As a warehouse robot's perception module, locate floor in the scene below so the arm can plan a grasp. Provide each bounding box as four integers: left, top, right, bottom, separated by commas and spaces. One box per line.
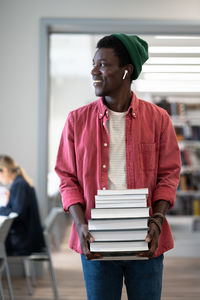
2, 218, 200, 300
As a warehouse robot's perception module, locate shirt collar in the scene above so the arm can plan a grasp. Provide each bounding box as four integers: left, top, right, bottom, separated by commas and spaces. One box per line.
97, 98, 109, 119
97, 92, 139, 119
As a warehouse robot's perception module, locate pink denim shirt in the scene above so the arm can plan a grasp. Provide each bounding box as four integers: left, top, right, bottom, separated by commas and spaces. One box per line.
55, 92, 181, 257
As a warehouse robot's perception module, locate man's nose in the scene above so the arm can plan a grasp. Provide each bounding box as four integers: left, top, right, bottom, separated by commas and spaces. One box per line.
91, 65, 100, 76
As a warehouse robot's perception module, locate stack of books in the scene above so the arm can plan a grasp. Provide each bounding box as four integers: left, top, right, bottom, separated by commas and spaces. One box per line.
88, 188, 149, 260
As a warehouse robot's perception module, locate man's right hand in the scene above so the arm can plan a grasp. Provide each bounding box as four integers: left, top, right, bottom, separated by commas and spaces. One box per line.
77, 223, 102, 260
69, 204, 102, 260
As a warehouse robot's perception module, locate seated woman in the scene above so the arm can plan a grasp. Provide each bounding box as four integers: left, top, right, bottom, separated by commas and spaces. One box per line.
0, 155, 45, 255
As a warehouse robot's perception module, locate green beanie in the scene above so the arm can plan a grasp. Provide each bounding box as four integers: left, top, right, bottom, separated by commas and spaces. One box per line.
112, 33, 149, 80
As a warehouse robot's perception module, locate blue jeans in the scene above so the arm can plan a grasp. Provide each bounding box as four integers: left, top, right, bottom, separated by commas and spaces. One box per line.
81, 254, 164, 300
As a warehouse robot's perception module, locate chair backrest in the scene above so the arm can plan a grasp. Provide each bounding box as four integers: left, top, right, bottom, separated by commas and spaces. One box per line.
43, 207, 63, 235
0, 217, 16, 244
42, 208, 63, 253
0, 216, 16, 257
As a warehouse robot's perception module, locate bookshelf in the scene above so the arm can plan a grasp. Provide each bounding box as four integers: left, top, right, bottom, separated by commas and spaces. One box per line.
133, 34, 200, 254
155, 98, 200, 225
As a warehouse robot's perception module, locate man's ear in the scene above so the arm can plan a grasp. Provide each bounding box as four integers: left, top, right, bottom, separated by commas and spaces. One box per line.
127, 64, 134, 78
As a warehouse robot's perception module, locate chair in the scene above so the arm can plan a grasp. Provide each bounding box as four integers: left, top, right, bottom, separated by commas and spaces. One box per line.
0, 258, 5, 299
0, 215, 17, 300
24, 207, 64, 300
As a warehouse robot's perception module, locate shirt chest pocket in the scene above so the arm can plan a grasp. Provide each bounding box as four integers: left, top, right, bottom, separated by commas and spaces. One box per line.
139, 143, 156, 171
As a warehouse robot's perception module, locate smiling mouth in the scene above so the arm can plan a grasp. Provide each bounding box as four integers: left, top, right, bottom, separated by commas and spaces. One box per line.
93, 80, 103, 86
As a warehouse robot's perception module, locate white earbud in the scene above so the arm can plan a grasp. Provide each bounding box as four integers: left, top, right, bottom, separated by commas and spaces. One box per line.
122, 70, 128, 80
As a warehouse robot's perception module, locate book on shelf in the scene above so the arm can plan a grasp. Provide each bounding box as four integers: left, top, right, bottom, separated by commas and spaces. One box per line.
193, 199, 200, 216
181, 197, 193, 215
91, 207, 149, 219
179, 173, 199, 191
179, 175, 187, 190
174, 194, 200, 216
89, 240, 148, 253
97, 188, 148, 196
175, 126, 184, 141
191, 126, 200, 141
89, 229, 148, 242
155, 99, 186, 117
180, 146, 200, 168
88, 218, 148, 231
189, 149, 200, 166
174, 124, 200, 142
155, 99, 172, 115
181, 149, 192, 166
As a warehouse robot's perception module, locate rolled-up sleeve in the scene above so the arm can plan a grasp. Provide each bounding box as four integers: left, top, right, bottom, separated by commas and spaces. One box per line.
152, 111, 181, 207
55, 112, 85, 211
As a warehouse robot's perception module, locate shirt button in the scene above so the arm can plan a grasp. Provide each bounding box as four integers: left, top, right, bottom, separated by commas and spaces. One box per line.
99, 113, 103, 117
104, 143, 107, 147
103, 187, 106, 190
103, 164, 106, 169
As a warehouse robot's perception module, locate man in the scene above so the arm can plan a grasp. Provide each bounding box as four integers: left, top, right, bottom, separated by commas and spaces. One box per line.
55, 34, 181, 300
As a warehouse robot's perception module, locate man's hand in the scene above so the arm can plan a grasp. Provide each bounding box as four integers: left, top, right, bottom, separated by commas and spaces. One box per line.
77, 223, 103, 260
69, 204, 102, 260
137, 200, 169, 258
137, 222, 160, 258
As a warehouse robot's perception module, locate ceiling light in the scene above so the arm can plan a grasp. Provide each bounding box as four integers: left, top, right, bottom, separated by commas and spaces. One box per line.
142, 65, 200, 72
147, 57, 200, 64
143, 73, 200, 80
149, 47, 200, 53
155, 36, 200, 40
136, 80, 200, 92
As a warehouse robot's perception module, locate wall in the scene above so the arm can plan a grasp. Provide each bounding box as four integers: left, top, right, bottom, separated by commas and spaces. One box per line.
0, 0, 200, 215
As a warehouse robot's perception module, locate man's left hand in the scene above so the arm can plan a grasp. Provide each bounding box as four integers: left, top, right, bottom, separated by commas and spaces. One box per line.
137, 222, 160, 258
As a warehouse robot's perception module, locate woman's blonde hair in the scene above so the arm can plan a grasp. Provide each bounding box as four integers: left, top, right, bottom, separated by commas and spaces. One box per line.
0, 155, 33, 186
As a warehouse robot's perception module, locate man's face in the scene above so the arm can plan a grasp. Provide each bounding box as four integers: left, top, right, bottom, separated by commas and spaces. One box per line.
91, 48, 124, 97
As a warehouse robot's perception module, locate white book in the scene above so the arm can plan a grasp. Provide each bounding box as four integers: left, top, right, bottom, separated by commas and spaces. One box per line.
92, 256, 149, 261
89, 229, 148, 241
91, 207, 149, 219
95, 201, 147, 208
95, 194, 147, 201
97, 188, 148, 196
90, 240, 148, 252
95, 199, 146, 204
88, 218, 148, 231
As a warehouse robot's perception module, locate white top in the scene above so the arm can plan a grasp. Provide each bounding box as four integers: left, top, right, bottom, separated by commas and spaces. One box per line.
107, 109, 127, 190
0, 186, 8, 207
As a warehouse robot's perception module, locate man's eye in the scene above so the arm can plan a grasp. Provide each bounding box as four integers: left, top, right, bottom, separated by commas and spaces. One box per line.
92, 62, 106, 68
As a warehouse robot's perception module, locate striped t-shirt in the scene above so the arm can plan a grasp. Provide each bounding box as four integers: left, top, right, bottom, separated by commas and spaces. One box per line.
107, 109, 127, 190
